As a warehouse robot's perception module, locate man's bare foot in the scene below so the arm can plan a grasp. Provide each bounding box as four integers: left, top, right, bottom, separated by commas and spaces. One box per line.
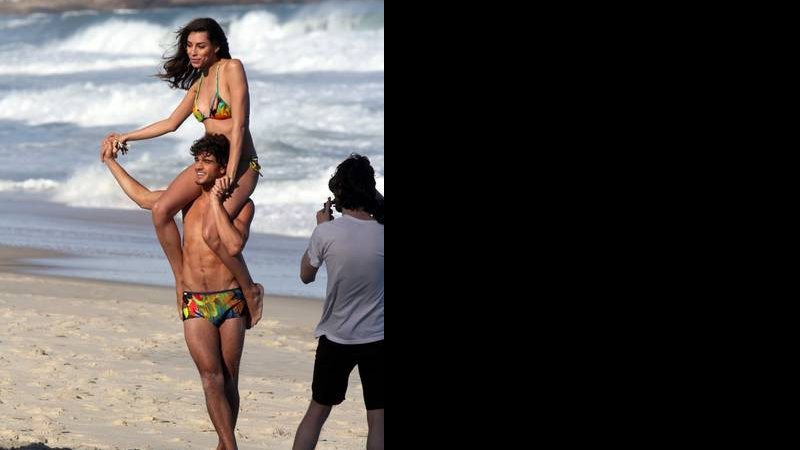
246, 283, 264, 329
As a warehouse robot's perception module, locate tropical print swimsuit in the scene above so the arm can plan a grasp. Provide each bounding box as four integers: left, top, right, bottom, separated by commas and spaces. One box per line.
182, 288, 247, 327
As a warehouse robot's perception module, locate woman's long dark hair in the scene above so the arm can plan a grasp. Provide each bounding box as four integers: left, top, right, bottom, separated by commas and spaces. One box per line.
158, 18, 232, 90
329, 154, 385, 225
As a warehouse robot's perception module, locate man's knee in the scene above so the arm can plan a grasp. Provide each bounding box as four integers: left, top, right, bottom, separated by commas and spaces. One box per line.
223, 364, 240, 383
152, 200, 176, 224
199, 369, 225, 391
307, 400, 333, 421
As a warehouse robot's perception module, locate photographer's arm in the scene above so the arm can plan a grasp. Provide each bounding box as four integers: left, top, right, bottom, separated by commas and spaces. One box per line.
300, 252, 319, 284
300, 198, 332, 284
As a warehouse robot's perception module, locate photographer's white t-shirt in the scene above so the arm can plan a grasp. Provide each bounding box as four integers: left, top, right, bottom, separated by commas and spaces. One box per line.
307, 215, 384, 344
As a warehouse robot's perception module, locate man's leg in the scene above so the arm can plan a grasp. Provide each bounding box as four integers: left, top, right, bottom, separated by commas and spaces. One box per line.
294, 336, 353, 450
184, 319, 238, 450
216, 317, 246, 450
366, 409, 384, 450
292, 400, 333, 450
358, 340, 385, 450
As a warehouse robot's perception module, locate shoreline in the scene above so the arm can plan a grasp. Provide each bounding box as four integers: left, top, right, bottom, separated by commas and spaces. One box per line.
0, 194, 327, 299
0, 243, 320, 305
0, 0, 321, 15
0, 241, 327, 329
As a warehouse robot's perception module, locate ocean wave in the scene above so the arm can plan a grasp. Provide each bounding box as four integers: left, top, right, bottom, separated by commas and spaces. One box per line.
0, 82, 188, 127
0, 178, 61, 192
0, 56, 159, 76
55, 19, 173, 55
230, 10, 384, 73
51, 164, 144, 209
48, 162, 383, 238
1, 2, 383, 76
0, 13, 52, 30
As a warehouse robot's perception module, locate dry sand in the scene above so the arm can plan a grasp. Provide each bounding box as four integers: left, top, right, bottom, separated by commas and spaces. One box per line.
0, 246, 368, 449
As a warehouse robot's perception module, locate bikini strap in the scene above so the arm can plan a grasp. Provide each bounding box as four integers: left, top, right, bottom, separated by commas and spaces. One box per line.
194, 71, 204, 106
216, 61, 222, 97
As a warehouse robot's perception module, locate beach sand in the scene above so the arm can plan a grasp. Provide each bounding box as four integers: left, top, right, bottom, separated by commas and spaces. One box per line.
0, 246, 368, 450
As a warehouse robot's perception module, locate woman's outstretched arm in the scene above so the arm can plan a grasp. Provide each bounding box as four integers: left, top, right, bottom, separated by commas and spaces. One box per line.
110, 85, 197, 145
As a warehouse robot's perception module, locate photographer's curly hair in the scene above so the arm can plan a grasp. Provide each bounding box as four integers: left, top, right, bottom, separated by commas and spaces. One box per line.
158, 18, 232, 90
329, 154, 384, 225
190, 134, 230, 168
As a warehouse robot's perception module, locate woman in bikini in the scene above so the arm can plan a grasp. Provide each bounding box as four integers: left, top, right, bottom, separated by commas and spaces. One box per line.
105, 18, 263, 324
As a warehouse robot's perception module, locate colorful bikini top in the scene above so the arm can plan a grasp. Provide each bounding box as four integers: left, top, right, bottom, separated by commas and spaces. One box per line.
193, 63, 232, 122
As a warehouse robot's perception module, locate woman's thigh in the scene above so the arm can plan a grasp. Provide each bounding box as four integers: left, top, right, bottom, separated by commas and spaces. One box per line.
156, 164, 203, 216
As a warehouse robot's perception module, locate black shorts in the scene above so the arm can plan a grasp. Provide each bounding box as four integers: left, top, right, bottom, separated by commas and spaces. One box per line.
312, 335, 385, 410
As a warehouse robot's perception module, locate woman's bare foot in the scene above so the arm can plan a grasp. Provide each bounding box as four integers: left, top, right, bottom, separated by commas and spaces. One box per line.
175, 280, 185, 319
246, 283, 264, 329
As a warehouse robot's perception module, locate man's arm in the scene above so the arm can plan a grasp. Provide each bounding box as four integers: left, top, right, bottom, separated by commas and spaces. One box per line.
101, 140, 164, 210
210, 179, 254, 256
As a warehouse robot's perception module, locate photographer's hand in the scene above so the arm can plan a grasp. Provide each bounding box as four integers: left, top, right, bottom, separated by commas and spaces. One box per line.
316, 197, 334, 224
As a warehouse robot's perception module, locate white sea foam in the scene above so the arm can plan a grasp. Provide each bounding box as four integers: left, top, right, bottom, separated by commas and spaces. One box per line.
0, 178, 61, 192
0, 82, 187, 127
230, 10, 384, 73
55, 19, 173, 55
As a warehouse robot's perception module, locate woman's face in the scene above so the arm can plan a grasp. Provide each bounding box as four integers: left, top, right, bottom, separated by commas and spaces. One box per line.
186, 31, 218, 69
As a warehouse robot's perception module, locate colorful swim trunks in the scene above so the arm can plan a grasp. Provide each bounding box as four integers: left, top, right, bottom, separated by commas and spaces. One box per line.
182, 288, 247, 327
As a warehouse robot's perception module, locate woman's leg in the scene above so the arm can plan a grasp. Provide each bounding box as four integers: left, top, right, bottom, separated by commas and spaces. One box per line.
203, 166, 264, 327
152, 165, 202, 306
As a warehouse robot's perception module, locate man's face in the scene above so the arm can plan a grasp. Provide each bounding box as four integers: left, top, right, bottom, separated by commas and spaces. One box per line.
194, 151, 225, 186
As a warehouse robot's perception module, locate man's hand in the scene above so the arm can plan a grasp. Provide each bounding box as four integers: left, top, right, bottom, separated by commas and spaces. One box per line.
316, 197, 334, 224
100, 138, 117, 163
211, 178, 231, 203
104, 132, 119, 145
103, 132, 128, 160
